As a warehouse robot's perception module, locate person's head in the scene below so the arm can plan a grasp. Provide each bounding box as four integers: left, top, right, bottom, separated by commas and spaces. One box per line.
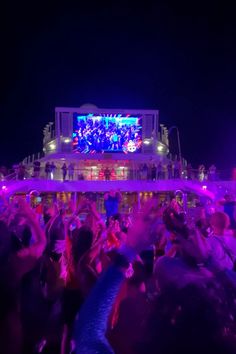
210, 212, 230, 235
163, 206, 189, 239
111, 213, 121, 223
109, 189, 116, 197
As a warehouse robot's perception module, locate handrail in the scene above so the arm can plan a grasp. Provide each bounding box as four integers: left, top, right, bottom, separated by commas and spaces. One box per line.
4, 172, 17, 181
4, 165, 235, 182
21, 151, 45, 166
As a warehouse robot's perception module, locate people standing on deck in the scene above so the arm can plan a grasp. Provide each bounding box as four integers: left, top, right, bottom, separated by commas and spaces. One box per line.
45, 162, 51, 179
104, 189, 122, 225
147, 163, 152, 180
209, 164, 216, 181
111, 167, 116, 180
104, 167, 111, 181
18, 163, 26, 180
62, 163, 67, 181
167, 161, 173, 179
151, 164, 157, 181
157, 162, 163, 180
51, 162, 56, 180
174, 159, 181, 179
99, 167, 105, 180
68, 163, 75, 181
33, 160, 41, 178
142, 163, 148, 180
198, 164, 205, 181
187, 163, 193, 180
139, 164, 144, 180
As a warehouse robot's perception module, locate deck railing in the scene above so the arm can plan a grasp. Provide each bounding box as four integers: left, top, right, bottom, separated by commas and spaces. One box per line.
3, 167, 235, 182
22, 151, 45, 166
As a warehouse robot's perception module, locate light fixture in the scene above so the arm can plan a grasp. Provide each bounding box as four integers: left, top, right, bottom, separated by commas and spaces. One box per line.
143, 139, 151, 145
157, 145, 164, 152
49, 143, 56, 150
64, 138, 71, 143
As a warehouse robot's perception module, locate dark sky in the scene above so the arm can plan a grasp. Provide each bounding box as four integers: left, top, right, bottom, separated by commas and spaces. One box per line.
0, 0, 236, 171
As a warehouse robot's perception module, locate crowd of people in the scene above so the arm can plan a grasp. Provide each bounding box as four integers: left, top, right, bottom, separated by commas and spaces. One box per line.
1, 189, 236, 354
72, 117, 142, 153
5, 160, 219, 183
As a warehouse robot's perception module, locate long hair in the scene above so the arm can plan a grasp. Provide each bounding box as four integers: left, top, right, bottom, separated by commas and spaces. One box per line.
62, 225, 94, 285
71, 225, 94, 264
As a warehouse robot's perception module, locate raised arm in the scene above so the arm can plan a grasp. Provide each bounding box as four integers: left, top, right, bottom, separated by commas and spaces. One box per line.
15, 200, 46, 260
74, 261, 127, 354
74, 200, 158, 354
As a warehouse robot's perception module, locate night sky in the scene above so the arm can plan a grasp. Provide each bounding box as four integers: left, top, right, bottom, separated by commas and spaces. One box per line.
0, 1, 235, 172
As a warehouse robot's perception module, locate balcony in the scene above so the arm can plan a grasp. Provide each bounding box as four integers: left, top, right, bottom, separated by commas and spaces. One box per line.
1, 165, 235, 201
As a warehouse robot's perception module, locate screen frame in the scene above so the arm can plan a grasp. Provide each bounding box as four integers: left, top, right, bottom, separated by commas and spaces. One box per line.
72, 113, 143, 154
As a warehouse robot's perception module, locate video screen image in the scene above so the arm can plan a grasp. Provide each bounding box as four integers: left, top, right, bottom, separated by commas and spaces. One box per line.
72, 113, 142, 154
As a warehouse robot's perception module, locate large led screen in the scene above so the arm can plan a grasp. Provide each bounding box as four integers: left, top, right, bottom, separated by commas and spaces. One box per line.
72, 113, 142, 153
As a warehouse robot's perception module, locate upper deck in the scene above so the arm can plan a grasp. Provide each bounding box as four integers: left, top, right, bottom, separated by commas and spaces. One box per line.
42, 104, 169, 158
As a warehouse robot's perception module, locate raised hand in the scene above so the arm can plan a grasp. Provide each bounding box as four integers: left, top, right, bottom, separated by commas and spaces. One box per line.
14, 198, 38, 223
126, 199, 160, 253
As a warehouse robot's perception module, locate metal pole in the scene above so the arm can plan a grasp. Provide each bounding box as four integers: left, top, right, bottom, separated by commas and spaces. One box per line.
168, 126, 182, 179
176, 128, 182, 163
56, 112, 61, 152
